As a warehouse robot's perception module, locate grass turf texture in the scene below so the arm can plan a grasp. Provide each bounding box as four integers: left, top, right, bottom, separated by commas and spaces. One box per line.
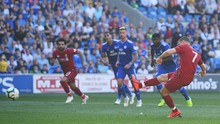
0, 92, 220, 124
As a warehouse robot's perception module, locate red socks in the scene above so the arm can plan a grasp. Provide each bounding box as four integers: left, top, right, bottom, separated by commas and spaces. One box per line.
163, 95, 175, 108
60, 81, 70, 94
144, 78, 160, 86
72, 87, 83, 97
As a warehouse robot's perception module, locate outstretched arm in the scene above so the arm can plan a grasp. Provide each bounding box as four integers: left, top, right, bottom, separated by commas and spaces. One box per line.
199, 63, 206, 77
156, 48, 176, 64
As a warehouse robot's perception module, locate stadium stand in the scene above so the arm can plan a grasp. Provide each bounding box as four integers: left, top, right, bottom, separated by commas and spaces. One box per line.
0, 0, 220, 74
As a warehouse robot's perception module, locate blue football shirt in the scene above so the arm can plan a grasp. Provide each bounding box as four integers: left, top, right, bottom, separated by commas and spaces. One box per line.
118, 39, 137, 68
151, 40, 176, 76
101, 40, 119, 69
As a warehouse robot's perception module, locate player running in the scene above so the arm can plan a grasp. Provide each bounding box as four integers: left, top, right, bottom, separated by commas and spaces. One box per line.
116, 27, 142, 107
53, 38, 89, 104
131, 36, 206, 117
101, 31, 135, 106
150, 33, 192, 107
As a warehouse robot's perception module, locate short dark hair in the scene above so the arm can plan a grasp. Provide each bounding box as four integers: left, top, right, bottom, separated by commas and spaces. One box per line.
152, 33, 161, 39
178, 36, 190, 43
56, 38, 66, 45
104, 31, 110, 35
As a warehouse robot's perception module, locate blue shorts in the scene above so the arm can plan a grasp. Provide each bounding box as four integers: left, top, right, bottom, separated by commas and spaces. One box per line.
116, 67, 136, 79
156, 64, 176, 77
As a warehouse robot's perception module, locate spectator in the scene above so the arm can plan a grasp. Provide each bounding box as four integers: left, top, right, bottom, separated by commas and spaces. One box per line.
85, 3, 96, 20
29, 65, 41, 74
37, 53, 49, 69
130, 0, 139, 9
158, 0, 169, 9
111, 6, 121, 18
41, 64, 49, 74
63, 5, 74, 17
85, 60, 96, 73
22, 49, 33, 67
137, 64, 149, 75
1, 47, 12, 60
53, 66, 62, 74
205, 0, 217, 15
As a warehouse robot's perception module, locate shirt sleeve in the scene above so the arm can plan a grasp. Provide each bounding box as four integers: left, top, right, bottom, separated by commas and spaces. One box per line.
70, 48, 78, 55
131, 43, 138, 53
175, 44, 185, 54
101, 45, 106, 53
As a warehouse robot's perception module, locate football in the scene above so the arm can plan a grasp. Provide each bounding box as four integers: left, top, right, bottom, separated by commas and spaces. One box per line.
5, 87, 19, 100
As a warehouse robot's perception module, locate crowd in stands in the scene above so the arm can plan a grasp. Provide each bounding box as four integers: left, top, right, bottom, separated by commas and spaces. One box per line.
0, 0, 220, 75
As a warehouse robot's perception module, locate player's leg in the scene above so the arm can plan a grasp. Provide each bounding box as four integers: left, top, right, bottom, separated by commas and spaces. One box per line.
155, 68, 166, 107
117, 68, 129, 107
60, 77, 73, 103
156, 83, 165, 107
160, 87, 181, 118
67, 71, 89, 104
179, 87, 193, 107
162, 77, 183, 118
113, 68, 122, 105
117, 78, 129, 107
128, 70, 141, 107
131, 73, 169, 90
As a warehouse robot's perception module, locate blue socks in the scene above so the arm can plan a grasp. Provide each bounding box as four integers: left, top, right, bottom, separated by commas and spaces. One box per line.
156, 83, 163, 91
135, 90, 141, 100
179, 87, 190, 100
123, 83, 132, 97
119, 85, 127, 97
117, 87, 122, 99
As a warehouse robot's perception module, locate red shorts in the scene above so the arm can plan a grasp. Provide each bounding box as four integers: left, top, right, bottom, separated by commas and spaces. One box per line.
64, 69, 77, 82
164, 72, 193, 92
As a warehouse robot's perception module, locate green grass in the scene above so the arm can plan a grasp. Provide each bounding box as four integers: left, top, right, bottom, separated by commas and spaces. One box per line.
0, 92, 220, 124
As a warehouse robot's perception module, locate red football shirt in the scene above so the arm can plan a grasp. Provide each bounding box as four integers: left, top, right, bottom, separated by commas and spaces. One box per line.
53, 48, 78, 74
175, 43, 203, 79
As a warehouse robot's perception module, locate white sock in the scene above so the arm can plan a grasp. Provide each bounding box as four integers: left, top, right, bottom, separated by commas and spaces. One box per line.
172, 106, 177, 110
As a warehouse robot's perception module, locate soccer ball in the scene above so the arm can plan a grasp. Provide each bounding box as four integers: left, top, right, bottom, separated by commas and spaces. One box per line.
5, 87, 19, 100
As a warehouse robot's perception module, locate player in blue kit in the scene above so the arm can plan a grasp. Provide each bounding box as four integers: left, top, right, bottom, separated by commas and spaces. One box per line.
116, 27, 142, 107
150, 33, 193, 107
101, 31, 135, 106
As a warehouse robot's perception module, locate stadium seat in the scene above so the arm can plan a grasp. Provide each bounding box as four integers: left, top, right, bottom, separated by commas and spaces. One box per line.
138, 6, 147, 12
158, 11, 167, 19
147, 7, 157, 12
157, 6, 166, 13
148, 11, 157, 19
194, 15, 201, 22
215, 57, 220, 69
184, 14, 192, 22
206, 15, 211, 22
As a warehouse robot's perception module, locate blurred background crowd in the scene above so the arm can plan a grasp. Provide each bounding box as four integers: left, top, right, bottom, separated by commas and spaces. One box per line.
0, 0, 219, 75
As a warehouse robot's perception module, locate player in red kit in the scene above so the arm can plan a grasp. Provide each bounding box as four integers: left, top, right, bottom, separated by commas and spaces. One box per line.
131, 36, 206, 118
53, 38, 89, 104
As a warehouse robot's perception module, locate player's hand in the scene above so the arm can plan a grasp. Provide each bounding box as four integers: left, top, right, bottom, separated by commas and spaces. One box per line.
156, 58, 162, 65
199, 70, 206, 77
124, 63, 131, 69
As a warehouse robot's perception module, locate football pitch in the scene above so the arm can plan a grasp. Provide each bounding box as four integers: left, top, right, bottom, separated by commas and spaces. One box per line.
0, 92, 220, 124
